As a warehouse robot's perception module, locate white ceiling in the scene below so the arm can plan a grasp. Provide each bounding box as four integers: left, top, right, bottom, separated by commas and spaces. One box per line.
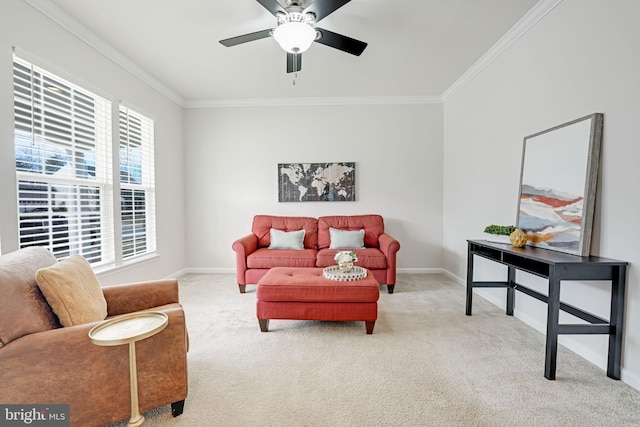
42, 0, 539, 104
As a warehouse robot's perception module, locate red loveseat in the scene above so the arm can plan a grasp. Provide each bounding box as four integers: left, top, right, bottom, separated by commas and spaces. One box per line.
232, 214, 400, 294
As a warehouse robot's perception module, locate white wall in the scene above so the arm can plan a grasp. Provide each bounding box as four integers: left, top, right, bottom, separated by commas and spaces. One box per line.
442, 0, 640, 387
0, 1, 186, 285
184, 103, 443, 271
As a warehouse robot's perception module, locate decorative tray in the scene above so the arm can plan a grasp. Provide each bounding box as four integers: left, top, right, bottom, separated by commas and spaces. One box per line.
323, 266, 367, 281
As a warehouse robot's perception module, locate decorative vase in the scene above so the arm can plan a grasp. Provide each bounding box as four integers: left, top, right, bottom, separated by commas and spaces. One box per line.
339, 262, 354, 273
509, 228, 528, 248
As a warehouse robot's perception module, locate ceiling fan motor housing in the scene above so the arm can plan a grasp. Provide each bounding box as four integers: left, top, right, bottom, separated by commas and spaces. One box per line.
276, 11, 316, 25
285, 0, 305, 7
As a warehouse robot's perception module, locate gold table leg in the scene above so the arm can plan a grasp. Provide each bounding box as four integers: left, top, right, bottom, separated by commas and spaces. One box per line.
127, 342, 144, 427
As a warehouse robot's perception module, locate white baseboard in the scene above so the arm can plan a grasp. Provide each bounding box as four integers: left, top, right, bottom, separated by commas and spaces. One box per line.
622, 368, 640, 391
397, 268, 444, 274
163, 268, 190, 279
442, 269, 464, 284
187, 267, 235, 274
166, 267, 235, 278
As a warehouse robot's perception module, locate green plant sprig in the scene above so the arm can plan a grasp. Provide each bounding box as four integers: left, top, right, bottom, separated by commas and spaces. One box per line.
483, 224, 516, 236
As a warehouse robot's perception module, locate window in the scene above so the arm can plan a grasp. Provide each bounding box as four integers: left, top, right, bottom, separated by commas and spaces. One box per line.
13, 55, 156, 267
13, 56, 113, 265
119, 106, 156, 259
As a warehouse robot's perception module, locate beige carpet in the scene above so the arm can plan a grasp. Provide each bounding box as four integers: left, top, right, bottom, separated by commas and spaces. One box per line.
109, 273, 640, 427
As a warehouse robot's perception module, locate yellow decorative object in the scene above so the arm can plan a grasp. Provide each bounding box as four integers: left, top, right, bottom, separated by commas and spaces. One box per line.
509, 229, 528, 247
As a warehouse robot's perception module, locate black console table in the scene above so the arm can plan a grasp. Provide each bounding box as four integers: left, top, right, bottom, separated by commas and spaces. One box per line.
466, 239, 628, 380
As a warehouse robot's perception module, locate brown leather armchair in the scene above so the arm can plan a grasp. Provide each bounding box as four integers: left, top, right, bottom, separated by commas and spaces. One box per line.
0, 247, 188, 427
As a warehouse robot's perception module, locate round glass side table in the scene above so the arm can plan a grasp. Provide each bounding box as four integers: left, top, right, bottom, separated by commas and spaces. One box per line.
89, 311, 168, 427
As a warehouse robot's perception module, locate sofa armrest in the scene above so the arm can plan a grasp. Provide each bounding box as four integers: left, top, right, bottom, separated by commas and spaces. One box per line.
103, 279, 179, 317
232, 234, 258, 286
378, 233, 400, 257
378, 233, 401, 285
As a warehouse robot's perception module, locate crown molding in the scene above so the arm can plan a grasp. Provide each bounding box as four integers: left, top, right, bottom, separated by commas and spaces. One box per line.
441, 0, 563, 102
23, 0, 185, 106
184, 95, 442, 109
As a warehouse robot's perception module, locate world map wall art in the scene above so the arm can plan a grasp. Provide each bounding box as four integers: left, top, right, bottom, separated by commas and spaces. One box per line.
278, 162, 355, 202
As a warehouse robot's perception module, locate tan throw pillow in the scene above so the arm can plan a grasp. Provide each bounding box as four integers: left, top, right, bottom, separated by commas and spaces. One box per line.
35, 255, 107, 327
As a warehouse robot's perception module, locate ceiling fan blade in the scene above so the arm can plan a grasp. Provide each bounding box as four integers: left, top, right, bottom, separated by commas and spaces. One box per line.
219, 29, 272, 47
286, 53, 302, 73
315, 28, 367, 56
256, 0, 287, 17
304, 0, 352, 22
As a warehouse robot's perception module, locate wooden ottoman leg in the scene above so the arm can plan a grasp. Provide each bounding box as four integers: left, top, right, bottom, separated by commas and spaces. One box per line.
259, 319, 269, 332
365, 321, 375, 334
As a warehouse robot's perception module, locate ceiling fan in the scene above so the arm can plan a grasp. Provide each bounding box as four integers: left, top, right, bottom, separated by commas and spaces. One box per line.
219, 0, 368, 73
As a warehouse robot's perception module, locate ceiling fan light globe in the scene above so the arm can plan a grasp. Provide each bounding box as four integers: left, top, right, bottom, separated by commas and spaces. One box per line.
273, 22, 316, 54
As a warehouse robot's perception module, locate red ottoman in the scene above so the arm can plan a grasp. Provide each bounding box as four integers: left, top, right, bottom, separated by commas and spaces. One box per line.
256, 267, 380, 334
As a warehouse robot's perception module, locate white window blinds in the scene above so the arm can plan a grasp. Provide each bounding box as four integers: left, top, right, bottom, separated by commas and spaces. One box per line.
119, 105, 156, 259
13, 56, 114, 265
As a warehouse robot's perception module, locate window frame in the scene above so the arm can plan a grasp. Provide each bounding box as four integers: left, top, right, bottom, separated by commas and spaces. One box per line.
119, 104, 157, 261
12, 54, 157, 269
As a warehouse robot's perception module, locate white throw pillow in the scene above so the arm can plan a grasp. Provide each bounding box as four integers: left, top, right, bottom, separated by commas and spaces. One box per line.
269, 228, 305, 250
329, 228, 365, 249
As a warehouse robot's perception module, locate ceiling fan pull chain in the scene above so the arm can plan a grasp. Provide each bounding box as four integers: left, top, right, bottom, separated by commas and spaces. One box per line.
292, 52, 299, 85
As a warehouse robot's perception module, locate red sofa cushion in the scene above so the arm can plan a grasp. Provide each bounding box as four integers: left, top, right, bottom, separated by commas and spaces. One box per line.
247, 248, 317, 269
256, 268, 379, 303
318, 215, 384, 249
252, 215, 318, 249
316, 248, 388, 269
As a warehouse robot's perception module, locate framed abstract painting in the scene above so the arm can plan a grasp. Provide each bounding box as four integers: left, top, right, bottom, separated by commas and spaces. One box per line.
516, 113, 603, 256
